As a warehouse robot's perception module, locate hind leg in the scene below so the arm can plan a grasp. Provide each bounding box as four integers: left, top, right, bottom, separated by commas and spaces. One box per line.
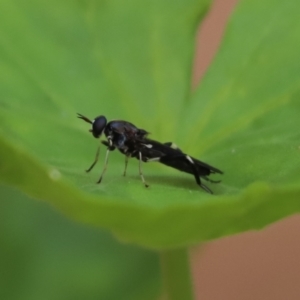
183, 155, 213, 194
203, 176, 221, 184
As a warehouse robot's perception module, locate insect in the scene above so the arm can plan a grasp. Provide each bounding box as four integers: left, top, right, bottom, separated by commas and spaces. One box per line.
78, 113, 223, 193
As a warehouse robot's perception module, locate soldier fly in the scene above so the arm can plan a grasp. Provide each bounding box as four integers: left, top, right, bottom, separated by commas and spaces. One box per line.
78, 113, 223, 193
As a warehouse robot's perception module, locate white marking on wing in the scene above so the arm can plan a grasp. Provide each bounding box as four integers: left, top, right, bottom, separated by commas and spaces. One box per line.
186, 155, 194, 164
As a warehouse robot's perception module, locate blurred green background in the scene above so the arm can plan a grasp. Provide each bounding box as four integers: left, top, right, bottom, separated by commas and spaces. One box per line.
0, 185, 160, 300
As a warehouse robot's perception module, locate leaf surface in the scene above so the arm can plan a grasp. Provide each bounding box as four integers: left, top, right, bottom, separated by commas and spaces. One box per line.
0, 0, 300, 249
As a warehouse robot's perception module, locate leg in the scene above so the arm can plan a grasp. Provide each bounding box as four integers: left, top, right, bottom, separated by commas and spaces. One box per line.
139, 152, 149, 187
97, 148, 110, 184
123, 156, 129, 176
101, 140, 116, 151
185, 156, 213, 194
86, 146, 100, 173
203, 176, 221, 184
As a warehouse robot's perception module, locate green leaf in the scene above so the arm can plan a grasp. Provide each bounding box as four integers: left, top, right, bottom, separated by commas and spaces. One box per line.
1, 0, 300, 250
0, 185, 160, 300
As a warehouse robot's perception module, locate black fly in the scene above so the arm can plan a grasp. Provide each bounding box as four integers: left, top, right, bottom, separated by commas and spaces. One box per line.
78, 113, 223, 193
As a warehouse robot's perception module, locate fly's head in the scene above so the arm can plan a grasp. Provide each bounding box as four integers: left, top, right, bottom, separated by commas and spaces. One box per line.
77, 113, 107, 138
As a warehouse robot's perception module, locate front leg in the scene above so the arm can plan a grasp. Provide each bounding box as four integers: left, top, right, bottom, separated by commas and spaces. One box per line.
101, 140, 115, 151
86, 146, 100, 173
97, 148, 110, 184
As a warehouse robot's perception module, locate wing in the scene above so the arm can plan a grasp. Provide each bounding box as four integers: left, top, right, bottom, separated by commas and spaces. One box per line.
139, 138, 223, 176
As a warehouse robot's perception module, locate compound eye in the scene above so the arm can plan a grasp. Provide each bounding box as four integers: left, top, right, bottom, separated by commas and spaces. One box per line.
92, 115, 107, 138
